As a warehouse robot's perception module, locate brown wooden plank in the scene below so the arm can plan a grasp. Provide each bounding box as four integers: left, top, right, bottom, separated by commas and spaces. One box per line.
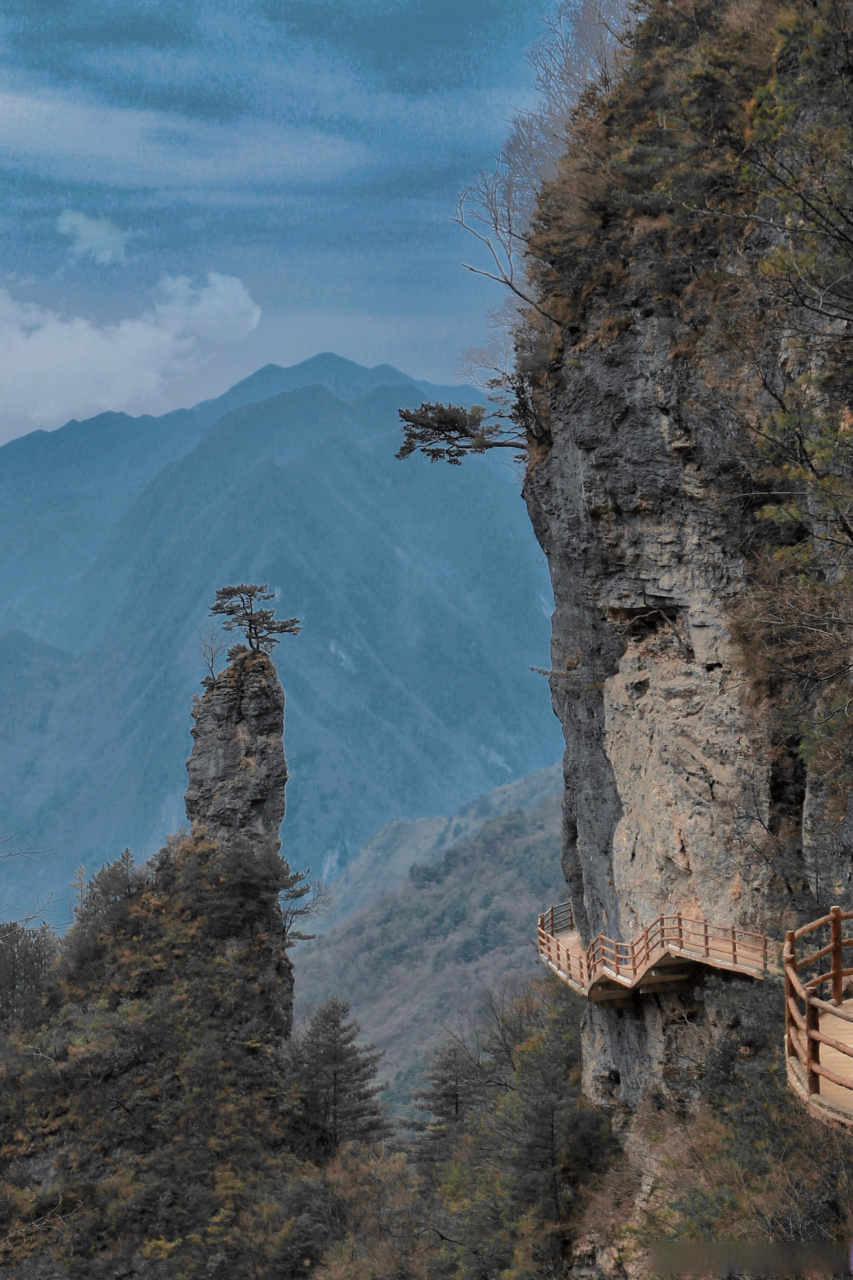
787, 995, 806, 1032
812, 1060, 853, 1091
810, 1027, 853, 1060
808, 996, 853, 1023
795, 914, 832, 938
789, 1029, 808, 1067
786, 965, 808, 1000
798, 941, 836, 969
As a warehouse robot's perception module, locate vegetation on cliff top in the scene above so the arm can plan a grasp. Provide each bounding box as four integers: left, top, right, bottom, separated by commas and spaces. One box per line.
0, 839, 381, 1274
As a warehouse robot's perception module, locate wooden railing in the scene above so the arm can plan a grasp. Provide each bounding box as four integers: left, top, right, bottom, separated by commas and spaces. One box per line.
538, 901, 772, 997
785, 906, 853, 1119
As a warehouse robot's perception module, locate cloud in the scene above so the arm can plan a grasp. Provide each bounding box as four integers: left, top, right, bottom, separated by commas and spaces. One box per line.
0, 88, 371, 191
0, 273, 260, 440
57, 209, 129, 264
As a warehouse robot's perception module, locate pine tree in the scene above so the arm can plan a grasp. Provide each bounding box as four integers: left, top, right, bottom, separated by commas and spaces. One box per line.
208, 583, 300, 657
297, 997, 389, 1149
409, 1038, 488, 1170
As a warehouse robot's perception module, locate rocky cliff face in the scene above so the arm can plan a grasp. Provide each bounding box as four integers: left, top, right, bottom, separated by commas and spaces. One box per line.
185, 648, 287, 855
523, 322, 783, 1105
512, 0, 849, 1114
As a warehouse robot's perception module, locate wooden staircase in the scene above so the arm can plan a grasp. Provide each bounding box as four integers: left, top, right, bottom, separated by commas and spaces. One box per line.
537, 901, 775, 1002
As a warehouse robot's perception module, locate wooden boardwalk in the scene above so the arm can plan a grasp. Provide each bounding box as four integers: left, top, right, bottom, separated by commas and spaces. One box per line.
785, 907, 853, 1127
538, 901, 775, 1003
540, 901, 853, 1125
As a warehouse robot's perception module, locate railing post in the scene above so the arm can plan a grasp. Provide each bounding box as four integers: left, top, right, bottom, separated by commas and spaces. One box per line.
732, 925, 738, 968
676, 912, 683, 950
763, 931, 768, 973
644, 925, 650, 968
703, 919, 709, 959
806, 990, 821, 1097
831, 905, 843, 1006
784, 930, 796, 1062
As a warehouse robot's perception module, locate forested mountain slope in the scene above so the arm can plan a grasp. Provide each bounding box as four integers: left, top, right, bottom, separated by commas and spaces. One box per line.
295, 792, 565, 1110
0, 354, 461, 639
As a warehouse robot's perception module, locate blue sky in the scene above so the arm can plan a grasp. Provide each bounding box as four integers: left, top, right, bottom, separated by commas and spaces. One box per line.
0, 0, 555, 442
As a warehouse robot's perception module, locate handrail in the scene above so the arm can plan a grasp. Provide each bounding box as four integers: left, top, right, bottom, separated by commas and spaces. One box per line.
537, 901, 774, 997
785, 905, 853, 1124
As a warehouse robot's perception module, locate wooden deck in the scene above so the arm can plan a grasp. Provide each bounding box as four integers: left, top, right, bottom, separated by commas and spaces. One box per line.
538, 901, 775, 1003
540, 901, 853, 1126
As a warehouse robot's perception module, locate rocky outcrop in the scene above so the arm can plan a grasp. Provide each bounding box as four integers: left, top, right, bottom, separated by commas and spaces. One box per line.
512, 0, 848, 1116
523, 318, 815, 1108
185, 649, 287, 854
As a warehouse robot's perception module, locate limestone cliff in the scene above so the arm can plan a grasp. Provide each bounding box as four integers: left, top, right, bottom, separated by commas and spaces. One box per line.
523, 323, 783, 1105
185, 648, 287, 856
518, 0, 842, 1109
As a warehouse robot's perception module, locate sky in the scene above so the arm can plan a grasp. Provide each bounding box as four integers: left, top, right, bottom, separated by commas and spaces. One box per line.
0, 0, 557, 444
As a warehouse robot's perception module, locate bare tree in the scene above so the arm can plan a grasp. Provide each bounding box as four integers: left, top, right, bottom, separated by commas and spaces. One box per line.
0, 834, 54, 925
196, 621, 226, 680
399, 1, 634, 465
454, 0, 632, 308
279, 866, 333, 946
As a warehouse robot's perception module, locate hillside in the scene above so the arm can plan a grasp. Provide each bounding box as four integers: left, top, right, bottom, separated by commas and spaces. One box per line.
0, 355, 562, 911
294, 792, 565, 1110
316, 763, 561, 931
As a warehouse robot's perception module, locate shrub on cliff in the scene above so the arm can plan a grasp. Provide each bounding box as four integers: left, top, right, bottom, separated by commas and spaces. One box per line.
209, 582, 301, 659
631, 977, 853, 1246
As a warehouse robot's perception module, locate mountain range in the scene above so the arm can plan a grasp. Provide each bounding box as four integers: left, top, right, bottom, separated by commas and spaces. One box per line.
0, 353, 562, 917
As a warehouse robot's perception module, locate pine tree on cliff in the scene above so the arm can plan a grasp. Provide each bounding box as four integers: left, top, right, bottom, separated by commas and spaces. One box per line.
210, 582, 301, 660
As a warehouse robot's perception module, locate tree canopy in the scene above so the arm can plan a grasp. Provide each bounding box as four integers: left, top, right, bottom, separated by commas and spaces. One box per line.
396, 401, 527, 465
209, 583, 301, 656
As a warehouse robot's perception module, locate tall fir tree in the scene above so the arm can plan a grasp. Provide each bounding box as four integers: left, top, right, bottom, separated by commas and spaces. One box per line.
297, 997, 390, 1149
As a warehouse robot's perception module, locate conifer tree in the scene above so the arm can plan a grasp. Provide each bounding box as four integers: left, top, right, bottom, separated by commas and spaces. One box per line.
297, 997, 389, 1149
409, 1038, 488, 1170
208, 583, 300, 657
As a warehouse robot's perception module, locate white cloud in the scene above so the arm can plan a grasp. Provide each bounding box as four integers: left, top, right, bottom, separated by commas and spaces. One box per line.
0, 88, 370, 191
57, 209, 129, 265
0, 273, 260, 440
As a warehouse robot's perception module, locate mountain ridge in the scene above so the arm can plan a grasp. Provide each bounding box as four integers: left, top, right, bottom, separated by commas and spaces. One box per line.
0, 355, 560, 913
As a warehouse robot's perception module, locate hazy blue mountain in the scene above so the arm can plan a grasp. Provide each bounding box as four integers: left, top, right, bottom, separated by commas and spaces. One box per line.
0, 357, 561, 918
0, 354, 467, 641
